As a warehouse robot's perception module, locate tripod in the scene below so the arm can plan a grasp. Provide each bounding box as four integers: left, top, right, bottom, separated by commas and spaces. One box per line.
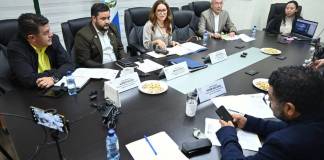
50, 129, 66, 160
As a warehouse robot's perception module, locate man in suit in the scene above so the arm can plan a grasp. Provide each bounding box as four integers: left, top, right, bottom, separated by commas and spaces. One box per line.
7, 13, 73, 89
74, 3, 126, 68
217, 66, 324, 159
198, 0, 237, 39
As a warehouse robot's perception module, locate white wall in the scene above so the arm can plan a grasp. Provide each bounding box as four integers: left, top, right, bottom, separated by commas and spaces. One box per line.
1, 0, 324, 48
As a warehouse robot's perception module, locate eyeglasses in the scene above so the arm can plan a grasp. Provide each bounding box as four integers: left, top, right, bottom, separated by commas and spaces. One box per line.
263, 94, 271, 107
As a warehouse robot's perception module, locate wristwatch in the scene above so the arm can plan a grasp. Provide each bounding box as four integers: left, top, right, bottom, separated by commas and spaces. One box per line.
51, 76, 60, 83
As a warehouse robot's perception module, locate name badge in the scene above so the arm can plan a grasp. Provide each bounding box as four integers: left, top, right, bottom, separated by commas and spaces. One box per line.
105, 72, 140, 93
104, 83, 121, 108
209, 49, 228, 64
163, 62, 190, 81
197, 79, 227, 103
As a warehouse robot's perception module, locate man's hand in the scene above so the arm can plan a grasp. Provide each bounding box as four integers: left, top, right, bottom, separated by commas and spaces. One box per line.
171, 41, 180, 46
211, 33, 222, 39
219, 114, 247, 129
228, 32, 236, 37
310, 59, 324, 70
36, 77, 54, 89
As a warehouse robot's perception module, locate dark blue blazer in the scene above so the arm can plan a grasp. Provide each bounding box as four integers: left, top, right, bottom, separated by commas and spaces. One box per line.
216, 114, 324, 160
7, 34, 74, 88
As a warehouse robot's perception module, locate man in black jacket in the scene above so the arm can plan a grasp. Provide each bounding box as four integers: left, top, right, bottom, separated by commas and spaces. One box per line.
74, 3, 126, 67
7, 13, 73, 89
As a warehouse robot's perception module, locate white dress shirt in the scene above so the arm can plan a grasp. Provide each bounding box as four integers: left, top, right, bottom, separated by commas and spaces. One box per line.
213, 12, 219, 33
94, 25, 116, 64
280, 17, 294, 35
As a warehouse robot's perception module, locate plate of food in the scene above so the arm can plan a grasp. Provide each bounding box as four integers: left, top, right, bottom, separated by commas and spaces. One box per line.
252, 78, 270, 91
260, 48, 282, 55
138, 80, 168, 95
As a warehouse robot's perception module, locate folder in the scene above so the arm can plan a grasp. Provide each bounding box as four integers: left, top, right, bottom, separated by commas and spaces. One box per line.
168, 57, 207, 71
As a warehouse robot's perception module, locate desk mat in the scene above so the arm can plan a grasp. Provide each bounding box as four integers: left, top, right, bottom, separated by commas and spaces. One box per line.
163, 47, 270, 94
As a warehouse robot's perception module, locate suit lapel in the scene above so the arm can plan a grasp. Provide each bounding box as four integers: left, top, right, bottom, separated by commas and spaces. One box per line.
90, 24, 103, 56
218, 11, 223, 33
209, 9, 215, 33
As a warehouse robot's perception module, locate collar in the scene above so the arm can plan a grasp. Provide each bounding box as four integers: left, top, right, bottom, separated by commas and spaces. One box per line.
288, 111, 324, 125
30, 44, 47, 54
92, 23, 108, 36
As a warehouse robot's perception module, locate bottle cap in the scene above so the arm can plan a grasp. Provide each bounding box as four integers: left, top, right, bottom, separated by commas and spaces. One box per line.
108, 129, 115, 136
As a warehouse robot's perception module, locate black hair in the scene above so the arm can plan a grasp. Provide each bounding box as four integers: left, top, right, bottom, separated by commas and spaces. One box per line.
91, 3, 110, 17
269, 66, 324, 114
18, 13, 49, 39
282, 1, 299, 24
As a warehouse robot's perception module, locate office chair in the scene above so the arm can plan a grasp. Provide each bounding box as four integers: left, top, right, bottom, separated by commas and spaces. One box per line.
0, 44, 13, 95
266, 3, 302, 31
61, 17, 91, 61
124, 7, 151, 56
182, 1, 210, 33
0, 19, 18, 47
172, 10, 196, 42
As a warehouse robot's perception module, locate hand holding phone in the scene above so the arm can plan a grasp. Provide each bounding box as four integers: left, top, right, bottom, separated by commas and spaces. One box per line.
215, 105, 233, 122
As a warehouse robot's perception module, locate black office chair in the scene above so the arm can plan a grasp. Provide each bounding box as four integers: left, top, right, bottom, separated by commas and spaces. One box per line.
0, 19, 18, 47
172, 10, 196, 42
61, 17, 91, 61
266, 3, 302, 30
124, 7, 151, 56
183, 1, 210, 33
0, 44, 14, 96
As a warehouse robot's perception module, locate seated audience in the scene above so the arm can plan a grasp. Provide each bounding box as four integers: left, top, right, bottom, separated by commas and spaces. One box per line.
74, 3, 126, 67
143, 0, 179, 50
217, 66, 324, 159
7, 13, 73, 89
198, 0, 237, 39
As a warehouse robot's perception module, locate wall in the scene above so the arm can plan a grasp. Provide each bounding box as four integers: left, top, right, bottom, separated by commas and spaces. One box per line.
1, 0, 323, 48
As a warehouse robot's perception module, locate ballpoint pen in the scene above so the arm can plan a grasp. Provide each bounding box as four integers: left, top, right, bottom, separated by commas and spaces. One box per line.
144, 135, 157, 155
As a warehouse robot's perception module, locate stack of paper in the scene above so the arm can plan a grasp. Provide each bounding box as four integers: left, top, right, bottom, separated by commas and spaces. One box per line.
239, 34, 256, 42
167, 42, 207, 56
211, 93, 274, 118
126, 132, 188, 160
205, 118, 262, 151
72, 68, 119, 80
135, 59, 164, 73
221, 34, 240, 41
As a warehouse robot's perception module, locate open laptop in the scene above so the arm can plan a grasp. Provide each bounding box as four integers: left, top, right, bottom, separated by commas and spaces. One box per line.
291, 18, 318, 40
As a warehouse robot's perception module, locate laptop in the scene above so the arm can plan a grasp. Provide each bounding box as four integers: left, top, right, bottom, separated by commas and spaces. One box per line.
291, 18, 318, 40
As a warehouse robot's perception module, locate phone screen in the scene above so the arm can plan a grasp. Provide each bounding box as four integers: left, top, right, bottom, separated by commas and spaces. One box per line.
30, 106, 65, 132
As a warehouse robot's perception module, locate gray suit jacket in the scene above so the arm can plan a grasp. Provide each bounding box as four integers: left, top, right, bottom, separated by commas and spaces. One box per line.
198, 9, 237, 36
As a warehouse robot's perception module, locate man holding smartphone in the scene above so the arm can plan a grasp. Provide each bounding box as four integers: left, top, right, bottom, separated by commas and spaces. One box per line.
216, 66, 324, 159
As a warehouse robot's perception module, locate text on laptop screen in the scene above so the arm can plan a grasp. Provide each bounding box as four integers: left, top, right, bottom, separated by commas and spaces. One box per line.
293, 19, 318, 38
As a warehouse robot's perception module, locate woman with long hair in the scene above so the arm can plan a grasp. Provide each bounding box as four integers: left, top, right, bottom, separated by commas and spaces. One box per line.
266, 1, 301, 35
143, 0, 179, 50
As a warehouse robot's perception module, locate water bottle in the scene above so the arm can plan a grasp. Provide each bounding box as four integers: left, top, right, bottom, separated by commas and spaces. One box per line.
66, 71, 77, 96
106, 129, 120, 160
251, 26, 257, 38
185, 90, 198, 117
203, 31, 208, 46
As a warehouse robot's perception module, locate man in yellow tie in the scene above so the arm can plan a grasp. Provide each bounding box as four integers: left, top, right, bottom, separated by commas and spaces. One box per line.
7, 13, 73, 88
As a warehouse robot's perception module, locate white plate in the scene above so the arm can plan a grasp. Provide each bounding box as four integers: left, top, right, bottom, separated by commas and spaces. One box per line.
252, 78, 270, 91
138, 80, 168, 95
260, 48, 282, 55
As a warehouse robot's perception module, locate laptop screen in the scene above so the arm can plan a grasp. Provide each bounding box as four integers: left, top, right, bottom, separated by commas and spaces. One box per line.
292, 19, 318, 38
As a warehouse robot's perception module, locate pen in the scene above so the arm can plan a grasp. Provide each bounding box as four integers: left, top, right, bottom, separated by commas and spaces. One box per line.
144, 135, 157, 155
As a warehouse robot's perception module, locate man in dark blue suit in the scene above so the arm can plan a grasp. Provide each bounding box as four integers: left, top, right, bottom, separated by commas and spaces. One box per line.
216, 66, 324, 159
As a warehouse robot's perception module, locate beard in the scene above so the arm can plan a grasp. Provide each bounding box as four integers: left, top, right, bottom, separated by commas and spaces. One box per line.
95, 22, 109, 32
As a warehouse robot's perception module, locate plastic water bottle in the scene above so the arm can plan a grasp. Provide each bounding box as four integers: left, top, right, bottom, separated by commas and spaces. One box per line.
66, 71, 77, 96
251, 26, 257, 38
203, 31, 208, 46
106, 129, 120, 160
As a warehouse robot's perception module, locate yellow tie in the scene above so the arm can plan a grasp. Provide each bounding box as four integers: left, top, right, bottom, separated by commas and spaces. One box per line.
31, 45, 51, 73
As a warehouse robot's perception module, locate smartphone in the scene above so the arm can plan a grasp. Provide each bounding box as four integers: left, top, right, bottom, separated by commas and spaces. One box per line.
215, 105, 233, 122
30, 106, 67, 132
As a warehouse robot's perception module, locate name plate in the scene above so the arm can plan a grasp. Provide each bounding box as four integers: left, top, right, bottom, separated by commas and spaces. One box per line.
196, 79, 227, 103
209, 49, 228, 64
106, 72, 141, 93
163, 62, 190, 81
104, 83, 121, 108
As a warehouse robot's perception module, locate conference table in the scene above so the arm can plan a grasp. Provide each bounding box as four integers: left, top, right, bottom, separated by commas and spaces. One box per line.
0, 30, 311, 160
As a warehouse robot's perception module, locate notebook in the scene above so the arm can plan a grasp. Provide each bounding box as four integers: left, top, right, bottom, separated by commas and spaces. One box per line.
168, 57, 207, 71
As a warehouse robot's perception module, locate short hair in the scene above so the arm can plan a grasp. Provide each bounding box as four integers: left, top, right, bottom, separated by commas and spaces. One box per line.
18, 13, 49, 39
91, 3, 110, 17
269, 66, 324, 114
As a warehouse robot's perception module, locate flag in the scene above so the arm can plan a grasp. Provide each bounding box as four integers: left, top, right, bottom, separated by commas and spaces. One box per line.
101, 0, 120, 33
